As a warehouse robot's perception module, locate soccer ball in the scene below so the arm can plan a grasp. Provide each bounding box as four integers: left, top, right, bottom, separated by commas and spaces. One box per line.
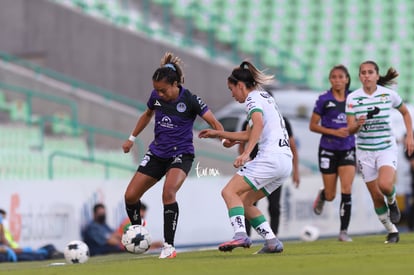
122, 224, 152, 254
63, 240, 90, 264
300, 225, 320, 242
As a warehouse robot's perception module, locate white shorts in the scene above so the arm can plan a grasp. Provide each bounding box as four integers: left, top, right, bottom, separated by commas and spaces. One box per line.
237, 153, 292, 196
356, 146, 398, 182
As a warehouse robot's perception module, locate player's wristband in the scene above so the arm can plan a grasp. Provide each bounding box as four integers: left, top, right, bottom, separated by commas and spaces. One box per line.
128, 135, 136, 142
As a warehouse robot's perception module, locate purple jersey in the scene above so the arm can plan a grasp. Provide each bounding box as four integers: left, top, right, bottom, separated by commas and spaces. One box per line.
147, 86, 209, 158
313, 89, 355, 150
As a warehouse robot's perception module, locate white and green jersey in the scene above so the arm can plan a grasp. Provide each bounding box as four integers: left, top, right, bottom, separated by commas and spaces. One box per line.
245, 90, 292, 157
345, 85, 403, 151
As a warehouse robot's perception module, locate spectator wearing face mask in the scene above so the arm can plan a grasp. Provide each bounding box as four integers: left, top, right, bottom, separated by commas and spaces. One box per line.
82, 203, 124, 256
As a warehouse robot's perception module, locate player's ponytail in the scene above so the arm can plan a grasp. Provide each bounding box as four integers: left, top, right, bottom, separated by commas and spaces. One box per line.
228, 61, 274, 89
360, 60, 398, 87
152, 52, 184, 84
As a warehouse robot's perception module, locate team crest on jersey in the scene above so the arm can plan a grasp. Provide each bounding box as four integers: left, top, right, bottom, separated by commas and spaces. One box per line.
380, 94, 389, 103
176, 102, 187, 112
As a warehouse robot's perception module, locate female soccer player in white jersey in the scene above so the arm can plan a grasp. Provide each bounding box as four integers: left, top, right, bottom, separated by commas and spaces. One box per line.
199, 61, 293, 254
346, 60, 414, 243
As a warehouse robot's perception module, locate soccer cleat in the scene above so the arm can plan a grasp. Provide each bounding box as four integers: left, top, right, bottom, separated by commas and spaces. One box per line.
384, 232, 399, 244
218, 236, 252, 252
388, 202, 401, 224
159, 243, 177, 259
313, 188, 325, 215
338, 230, 353, 242
255, 239, 284, 254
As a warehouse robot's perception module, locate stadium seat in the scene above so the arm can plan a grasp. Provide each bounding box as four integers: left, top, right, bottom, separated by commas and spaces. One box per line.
54, 0, 414, 100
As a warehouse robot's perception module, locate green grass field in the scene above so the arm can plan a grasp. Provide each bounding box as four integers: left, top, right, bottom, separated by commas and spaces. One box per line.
1, 233, 413, 275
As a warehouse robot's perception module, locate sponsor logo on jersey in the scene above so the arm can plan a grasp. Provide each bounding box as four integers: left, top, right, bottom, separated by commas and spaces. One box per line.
154, 100, 161, 106
159, 116, 175, 128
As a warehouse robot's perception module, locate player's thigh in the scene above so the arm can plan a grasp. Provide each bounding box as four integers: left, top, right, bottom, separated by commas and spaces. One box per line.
162, 168, 188, 203
338, 165, 355, 194
125, 172, 158, 203
377, 165, 396, 194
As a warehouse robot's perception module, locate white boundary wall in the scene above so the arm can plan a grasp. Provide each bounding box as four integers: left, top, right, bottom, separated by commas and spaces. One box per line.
0, 175, 384, 251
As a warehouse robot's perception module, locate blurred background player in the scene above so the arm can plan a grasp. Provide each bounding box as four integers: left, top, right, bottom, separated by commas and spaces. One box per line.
199, 61, 292, 254
239, 115, 300, 237
309, 65, 356, 242
346, 60, 414, 243
82, 203, 124, 256
122, 52, 223, 259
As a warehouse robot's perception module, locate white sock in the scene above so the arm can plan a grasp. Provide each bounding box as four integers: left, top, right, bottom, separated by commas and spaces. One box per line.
230, 215, 246, 234
254, 221, 276, 240
378, 213, 398, 233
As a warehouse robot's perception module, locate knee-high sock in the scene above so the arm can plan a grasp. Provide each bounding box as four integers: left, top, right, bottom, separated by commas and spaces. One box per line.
125, 200, 141, 225
340, 193, 352, 231
164, 202, 179, 246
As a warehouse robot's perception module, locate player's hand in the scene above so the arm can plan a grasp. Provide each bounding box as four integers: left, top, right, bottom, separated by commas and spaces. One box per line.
198, 129, 219, 139
122, 140, 134, 153
292, 171, 300, 188
222, 139, 240, 148
405, 134, 414, 157
357, 115, 366, 127
335, 127, 350, 138
233, 153, 250, 168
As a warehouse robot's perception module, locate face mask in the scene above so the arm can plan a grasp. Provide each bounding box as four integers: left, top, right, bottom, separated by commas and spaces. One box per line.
96, 214, 106, 224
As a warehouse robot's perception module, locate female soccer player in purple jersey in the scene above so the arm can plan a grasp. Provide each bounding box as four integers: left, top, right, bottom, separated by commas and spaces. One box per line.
309, 65, 356, 242
122, 52, 223, 259
346, 61, 414, 244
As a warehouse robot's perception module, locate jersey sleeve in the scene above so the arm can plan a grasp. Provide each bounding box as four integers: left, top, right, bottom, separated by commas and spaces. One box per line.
245, 94, 263, 121
391, 89, 403, 108
312, 93, 325, 115
191, 94, 209, 116
283, 116, 293, 137
146, 90, 158, 110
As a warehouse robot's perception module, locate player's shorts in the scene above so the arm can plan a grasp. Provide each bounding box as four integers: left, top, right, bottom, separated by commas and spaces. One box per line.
356, 146, 398, 182
237, 153, 292, 196
318, 147, 356, 174
137, 151, 194, 180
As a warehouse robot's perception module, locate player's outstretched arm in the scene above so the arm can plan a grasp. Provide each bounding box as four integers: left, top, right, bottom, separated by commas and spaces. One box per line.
122, 108, 154, 153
